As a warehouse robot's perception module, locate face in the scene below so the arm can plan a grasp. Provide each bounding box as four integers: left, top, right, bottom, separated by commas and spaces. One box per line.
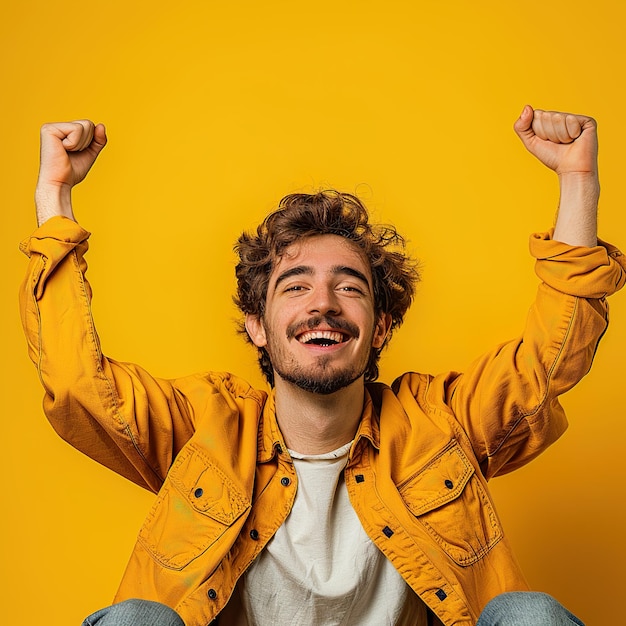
245, 234, 390, 395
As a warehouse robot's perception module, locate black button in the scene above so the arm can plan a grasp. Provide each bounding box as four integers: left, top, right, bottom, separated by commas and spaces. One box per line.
194, 488, 204, 498
382, 526, 394, 538
281, 477, 291, 487
276, 444, 283, 454
355, 474, 365, 483
250, 529, 259, 540
436, 588, 447, 601
208, 588, 217, 600
444, 480, 454, 490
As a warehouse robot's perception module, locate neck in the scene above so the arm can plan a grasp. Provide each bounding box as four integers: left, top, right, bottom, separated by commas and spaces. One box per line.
273, 376, 366, 455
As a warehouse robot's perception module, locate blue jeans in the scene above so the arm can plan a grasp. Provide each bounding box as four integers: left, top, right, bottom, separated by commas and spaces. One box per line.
82, 599, 184, 626
83, 592, 584, 625
476, 592, 585, 625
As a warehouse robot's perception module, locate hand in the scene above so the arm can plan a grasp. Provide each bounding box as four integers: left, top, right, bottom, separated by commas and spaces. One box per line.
514, 105, 599, 246
513, 105, 597, 176
35, 120, 107, 225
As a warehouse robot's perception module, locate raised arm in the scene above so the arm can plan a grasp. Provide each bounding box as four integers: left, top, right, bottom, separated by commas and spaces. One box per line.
412, 106, 624, 478
21, 122, 200, 492
35, 120, 107, 225
514, 105, 598, 247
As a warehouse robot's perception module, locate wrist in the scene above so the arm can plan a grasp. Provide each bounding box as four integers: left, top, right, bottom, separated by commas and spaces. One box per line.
558, 171, 600, 199
35, 182, 74, 227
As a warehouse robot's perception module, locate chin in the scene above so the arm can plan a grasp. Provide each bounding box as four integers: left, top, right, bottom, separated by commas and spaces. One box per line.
276, 366, 364, 396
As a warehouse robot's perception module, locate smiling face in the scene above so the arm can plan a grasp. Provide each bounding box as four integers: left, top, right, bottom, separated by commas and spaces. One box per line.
245, 234, 391, 395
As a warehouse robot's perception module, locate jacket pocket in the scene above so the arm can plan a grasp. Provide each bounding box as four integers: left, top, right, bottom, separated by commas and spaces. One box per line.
138, 443, 250, 569
398, 440, 502, 565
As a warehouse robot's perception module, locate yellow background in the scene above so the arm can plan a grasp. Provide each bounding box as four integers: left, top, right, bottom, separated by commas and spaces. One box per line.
1, 1, 624, 623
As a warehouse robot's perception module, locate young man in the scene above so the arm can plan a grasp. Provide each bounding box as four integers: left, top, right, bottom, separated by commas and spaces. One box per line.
21, 106, 625, 625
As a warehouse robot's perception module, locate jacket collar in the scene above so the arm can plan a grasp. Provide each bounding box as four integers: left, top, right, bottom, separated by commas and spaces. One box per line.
257, 390, 286, 463
351, 388, 380, 456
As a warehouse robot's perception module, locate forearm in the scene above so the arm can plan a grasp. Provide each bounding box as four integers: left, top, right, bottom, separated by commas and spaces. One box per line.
553, 172, 599, 247
35, 182, 75, 226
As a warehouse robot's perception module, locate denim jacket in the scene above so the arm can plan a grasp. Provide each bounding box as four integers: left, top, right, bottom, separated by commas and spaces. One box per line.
20, 217, 625, 625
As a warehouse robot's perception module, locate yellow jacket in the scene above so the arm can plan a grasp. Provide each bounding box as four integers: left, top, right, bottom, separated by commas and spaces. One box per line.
20, 217, 626, 625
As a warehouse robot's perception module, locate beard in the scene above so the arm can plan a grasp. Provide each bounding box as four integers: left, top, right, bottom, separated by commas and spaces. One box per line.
273, 355, 367, 395
267, 315, 373, 395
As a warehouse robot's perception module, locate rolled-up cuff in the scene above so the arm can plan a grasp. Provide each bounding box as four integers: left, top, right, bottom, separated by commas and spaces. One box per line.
531, 230, 626, 298
19, 215, 90, 257
19, 216, 92, 300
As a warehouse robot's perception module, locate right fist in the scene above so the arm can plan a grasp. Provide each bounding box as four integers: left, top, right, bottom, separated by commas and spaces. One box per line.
38, 120, 107, 191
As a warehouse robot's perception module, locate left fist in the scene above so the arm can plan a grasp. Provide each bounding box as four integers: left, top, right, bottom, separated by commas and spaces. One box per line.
514, 105, 598, 176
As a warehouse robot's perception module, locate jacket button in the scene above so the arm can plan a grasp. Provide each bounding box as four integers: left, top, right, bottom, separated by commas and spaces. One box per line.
194, 488, 204, 498
281, 477, 291, 487
208, 588, 217, 600
250, 529, 259, 540
444, 480, 453, 489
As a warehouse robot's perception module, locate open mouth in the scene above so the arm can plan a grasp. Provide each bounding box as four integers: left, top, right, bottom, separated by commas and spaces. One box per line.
297, 330, 349, 347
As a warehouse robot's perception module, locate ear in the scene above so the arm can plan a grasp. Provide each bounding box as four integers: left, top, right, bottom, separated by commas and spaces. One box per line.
245, 314, 268, 347
372, 313, 392, 349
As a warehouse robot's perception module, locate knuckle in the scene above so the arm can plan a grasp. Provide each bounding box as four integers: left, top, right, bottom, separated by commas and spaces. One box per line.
71, 119, 94, 133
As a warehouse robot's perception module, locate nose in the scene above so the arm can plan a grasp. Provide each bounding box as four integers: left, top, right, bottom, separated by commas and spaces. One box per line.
307, 285, 341, 316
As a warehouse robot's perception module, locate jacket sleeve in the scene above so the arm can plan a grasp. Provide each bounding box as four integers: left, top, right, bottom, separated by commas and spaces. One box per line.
19, 217, 197, 493
425, 231, 626, 479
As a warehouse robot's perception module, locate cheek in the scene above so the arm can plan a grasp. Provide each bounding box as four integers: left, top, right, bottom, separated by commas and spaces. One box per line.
263, 314, 288, 347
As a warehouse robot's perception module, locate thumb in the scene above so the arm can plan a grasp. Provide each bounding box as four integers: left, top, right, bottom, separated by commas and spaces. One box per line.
90, 123, 108, 157
513, 104, 534, 142
78, 123, 108, 175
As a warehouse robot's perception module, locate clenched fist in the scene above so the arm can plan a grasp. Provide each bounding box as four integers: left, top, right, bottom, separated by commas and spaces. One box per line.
36, 120, 107, 226
514, 105, 598, 176
514, 105, 599, 247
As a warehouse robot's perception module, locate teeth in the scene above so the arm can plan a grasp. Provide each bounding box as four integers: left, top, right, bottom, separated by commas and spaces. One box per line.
298, 330, 345, 344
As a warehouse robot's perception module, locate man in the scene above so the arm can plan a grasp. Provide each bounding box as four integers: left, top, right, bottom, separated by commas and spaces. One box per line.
20, 106, 625, 625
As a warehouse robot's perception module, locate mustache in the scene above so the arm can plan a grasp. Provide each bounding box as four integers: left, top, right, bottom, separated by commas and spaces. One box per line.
286, 315, 360, 340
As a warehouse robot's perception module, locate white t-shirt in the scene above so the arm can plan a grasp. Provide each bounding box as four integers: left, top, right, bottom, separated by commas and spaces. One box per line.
226, 441, 427, 625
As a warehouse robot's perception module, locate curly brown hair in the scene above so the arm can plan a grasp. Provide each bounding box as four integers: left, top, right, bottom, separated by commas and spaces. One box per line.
234, 190, 420, 385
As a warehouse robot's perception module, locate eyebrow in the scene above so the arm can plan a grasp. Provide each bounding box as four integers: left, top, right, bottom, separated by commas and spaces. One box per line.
273, 265, 371, 291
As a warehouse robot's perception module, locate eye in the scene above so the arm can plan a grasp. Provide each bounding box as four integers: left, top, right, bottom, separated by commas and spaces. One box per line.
337, 284, 365, 295
283, 284, 307, 293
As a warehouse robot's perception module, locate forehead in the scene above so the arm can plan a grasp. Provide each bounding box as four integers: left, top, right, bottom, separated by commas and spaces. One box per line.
269, 234, 372, 283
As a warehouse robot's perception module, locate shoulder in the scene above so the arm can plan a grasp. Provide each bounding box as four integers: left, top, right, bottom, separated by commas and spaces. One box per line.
173, 370, 268, 409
